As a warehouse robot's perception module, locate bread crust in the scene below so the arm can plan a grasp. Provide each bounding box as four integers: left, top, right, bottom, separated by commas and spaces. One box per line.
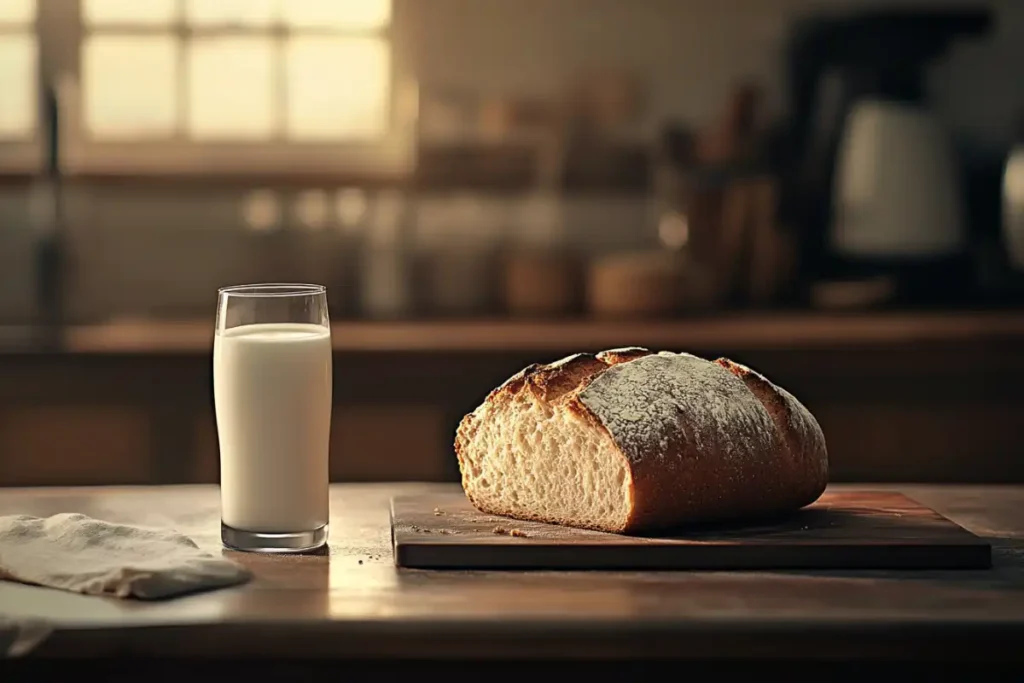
714, 357, 829, 511
455, 348, 828, 534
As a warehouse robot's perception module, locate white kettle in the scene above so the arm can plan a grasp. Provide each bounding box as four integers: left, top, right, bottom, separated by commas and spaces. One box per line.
831, 100, 965, 260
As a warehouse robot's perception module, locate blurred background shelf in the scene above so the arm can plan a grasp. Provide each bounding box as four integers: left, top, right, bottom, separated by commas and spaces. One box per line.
1, 309, 1022, 354
2, 0, 1024, 492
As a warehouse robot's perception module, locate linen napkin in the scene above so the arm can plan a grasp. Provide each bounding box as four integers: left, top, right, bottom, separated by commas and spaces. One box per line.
0, 512, 251, 600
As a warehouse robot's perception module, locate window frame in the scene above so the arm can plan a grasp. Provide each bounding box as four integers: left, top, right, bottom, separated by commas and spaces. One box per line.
2, 0, 416, 178
0, 1, 41, 172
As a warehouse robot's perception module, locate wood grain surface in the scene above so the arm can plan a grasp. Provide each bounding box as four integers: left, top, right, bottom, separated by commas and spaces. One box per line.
391, 490, 991, 570
0, 483, 1022, 661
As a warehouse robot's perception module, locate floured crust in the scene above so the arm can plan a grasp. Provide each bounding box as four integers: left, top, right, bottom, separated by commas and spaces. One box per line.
714, 357, 829, 507
455, 347, 829, 533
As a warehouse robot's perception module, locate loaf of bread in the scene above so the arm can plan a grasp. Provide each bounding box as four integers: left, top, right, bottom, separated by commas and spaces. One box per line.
455, 348, 828, 534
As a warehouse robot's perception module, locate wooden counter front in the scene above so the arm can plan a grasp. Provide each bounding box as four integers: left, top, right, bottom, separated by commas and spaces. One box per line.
0, 312, 1022, 487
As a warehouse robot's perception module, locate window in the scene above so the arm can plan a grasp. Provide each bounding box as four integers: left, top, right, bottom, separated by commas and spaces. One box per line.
0, 0, 37, 141
81, 0, 392, 143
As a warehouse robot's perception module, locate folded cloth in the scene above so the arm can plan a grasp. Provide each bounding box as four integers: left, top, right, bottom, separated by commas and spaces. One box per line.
0, 513, 251, 600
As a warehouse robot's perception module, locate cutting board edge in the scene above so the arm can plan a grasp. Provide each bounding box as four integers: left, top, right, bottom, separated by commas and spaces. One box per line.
394, 541, 992, 571
389, 490, 987, 538
390, 491, 993, 571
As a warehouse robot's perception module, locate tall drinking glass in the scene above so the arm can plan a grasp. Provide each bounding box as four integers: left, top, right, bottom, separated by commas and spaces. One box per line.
214, 284, 332, 553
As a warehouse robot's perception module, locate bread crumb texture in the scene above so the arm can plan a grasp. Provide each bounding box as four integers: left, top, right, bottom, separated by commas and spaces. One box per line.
461, 388, 632, 532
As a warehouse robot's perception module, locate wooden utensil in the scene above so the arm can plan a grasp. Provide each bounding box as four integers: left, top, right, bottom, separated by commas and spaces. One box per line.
746, 176, 794, 305
718, 178, 754, 303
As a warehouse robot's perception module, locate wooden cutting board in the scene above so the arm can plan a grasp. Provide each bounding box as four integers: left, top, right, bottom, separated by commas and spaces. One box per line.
390, 489, 991, 570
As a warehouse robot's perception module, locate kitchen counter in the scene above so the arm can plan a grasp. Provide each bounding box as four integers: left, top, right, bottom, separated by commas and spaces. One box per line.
0, 482, 1022, 669
3, 309, 1024, 354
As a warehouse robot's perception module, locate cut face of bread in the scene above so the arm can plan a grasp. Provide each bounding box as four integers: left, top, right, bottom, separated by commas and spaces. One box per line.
458, 389, 633, 533
454, 348, 828, 534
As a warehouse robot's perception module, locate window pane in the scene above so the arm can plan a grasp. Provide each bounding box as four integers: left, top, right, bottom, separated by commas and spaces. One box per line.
0, 34, 35, 138
0, 0, 36, 25
83, 0, 176, 27
83, 35, 178, 139
279, 0, 390, 30
285, 37, 389, 141
184, 0, 275, 27
187, 38, 275, 140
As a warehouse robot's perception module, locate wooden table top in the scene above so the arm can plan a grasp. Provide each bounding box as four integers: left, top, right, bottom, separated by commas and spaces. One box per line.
0, 482, 1023, 661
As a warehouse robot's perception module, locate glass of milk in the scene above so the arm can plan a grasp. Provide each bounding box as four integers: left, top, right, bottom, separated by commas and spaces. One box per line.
214, 284, 332, 553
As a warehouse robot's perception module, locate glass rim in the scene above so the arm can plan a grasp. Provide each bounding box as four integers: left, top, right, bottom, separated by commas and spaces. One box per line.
218, 283, 326, 298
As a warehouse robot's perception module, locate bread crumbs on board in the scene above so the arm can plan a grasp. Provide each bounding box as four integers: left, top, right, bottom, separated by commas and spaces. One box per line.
409, 524, 458, 535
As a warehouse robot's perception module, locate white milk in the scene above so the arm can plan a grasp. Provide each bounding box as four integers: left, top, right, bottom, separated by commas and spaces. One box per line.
214, 322, 332, 532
